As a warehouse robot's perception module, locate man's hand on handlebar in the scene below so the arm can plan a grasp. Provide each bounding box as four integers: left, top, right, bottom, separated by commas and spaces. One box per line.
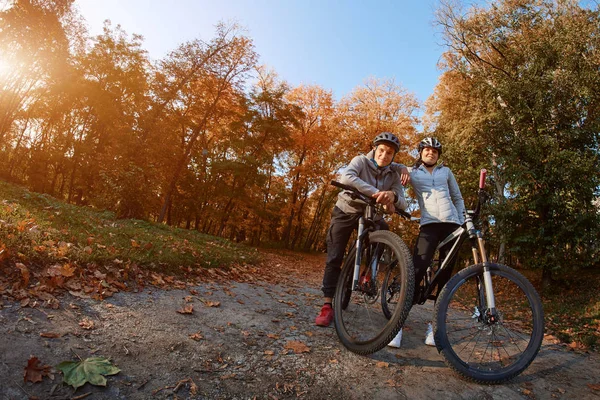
372, 190, 395, 207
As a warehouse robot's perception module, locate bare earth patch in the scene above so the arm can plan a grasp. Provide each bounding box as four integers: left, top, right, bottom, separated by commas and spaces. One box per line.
1, 250, 599, 399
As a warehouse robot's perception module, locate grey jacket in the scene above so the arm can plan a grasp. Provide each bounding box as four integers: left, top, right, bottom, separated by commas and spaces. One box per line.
335, 150, 407, 215
409, 163, 465, 226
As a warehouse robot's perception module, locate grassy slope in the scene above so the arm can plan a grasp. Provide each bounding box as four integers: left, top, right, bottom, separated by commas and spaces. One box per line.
0, 179, 258, 275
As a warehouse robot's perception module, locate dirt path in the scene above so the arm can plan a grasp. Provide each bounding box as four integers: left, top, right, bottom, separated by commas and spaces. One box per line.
1, 251, 599, 399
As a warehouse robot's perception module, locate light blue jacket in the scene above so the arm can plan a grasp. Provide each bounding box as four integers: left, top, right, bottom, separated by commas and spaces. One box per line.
335, 149, 407, 215
409, 163, 465, 226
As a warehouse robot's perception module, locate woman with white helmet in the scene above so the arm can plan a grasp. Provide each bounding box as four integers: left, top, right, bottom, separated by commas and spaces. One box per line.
388, 137, 465, 348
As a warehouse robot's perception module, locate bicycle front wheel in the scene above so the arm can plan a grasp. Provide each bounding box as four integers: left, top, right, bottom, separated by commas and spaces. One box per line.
334, 230, 414, 355
434, 263, 544, 384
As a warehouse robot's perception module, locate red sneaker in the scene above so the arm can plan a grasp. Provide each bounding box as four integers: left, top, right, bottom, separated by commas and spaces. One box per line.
315, 304, 334, 327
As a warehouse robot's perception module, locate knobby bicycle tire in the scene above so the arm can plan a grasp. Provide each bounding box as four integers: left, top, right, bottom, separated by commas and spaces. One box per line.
333, 230, 414, 355
434, 263, 544, 384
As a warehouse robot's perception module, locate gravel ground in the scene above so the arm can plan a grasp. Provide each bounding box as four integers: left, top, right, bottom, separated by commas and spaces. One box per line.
1, 251, 599, 399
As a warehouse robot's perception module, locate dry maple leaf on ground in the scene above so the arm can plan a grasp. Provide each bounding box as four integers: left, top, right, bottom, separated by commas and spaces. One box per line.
23, 356, 52, 383
283, 340, 310, 354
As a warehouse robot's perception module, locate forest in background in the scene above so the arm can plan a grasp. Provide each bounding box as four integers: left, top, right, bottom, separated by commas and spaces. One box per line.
1, 0, 598, 285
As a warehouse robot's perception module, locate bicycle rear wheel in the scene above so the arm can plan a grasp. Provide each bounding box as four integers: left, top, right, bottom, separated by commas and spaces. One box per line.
334, 230, 414, 355
434, 263, 544, 384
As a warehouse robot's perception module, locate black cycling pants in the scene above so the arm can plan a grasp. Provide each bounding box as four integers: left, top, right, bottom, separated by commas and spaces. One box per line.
413, 222, 461, 296
321, 206, 389, 298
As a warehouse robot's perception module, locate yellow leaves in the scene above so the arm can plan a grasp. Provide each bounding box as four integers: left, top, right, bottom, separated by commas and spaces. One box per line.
376, 361, 389, 368
16, 218, 35, 232
61, 263, 76, 277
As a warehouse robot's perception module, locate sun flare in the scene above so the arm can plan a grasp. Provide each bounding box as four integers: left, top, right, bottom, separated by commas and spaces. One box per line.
0, 54, 15, 81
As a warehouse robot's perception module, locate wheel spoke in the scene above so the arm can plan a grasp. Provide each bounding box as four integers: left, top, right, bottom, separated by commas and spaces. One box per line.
334, 231, 414, 355
436, 263, 544, 383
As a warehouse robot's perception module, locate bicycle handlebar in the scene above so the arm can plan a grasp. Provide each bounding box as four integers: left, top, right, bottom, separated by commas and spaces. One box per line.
330, 180, 412, 220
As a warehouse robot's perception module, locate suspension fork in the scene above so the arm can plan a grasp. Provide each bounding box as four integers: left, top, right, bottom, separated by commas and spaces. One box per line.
466, 217, 497, 317
477, 232, 497, 318
352, 216, 365, 290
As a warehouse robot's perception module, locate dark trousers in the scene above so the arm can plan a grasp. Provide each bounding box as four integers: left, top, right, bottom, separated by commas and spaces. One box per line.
413, 222, 460, 296
321, 206, 389, 298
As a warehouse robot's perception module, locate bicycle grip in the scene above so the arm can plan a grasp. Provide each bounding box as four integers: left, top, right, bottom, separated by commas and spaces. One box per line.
330, 180, 353, 191
479, 169, 487, 189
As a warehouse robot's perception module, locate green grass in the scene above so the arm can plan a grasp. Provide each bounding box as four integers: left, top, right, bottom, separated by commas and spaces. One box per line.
0, 179, 259, 275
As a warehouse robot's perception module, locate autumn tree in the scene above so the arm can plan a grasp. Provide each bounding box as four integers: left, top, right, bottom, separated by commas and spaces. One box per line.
152, 23, 257, 224
279, 85, 337, 249
431, 0, 600, 283
0, 0, 80, 183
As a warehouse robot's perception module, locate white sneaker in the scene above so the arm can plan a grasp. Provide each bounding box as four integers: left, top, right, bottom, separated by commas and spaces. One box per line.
388, 329, 403, 348
424, 323, 435, 346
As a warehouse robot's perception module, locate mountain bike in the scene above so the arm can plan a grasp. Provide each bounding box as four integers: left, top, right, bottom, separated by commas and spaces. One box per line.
330, 180, 415, 355
381, 169, 544, 384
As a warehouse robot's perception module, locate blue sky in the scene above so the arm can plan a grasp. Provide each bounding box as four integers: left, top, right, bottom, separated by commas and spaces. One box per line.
76, 1, 451, 104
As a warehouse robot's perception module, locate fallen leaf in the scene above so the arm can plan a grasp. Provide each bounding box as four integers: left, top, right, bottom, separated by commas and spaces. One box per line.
79, 318, 95, 330
56, 357, 120, 389
376, 361, 389, 368
189, 332, 203, 341
61, 263, 76, 277
16, 263, 30, 287
588, 384, 600, 391
23, 357, 51, 383
386, 379, 400, 387
284, 340, 310, 354
177, 304, 194, 314
264, 350, 275, 355
205, 301, 220, 307
267, 333, 280, 339
40, 332, 62, 338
